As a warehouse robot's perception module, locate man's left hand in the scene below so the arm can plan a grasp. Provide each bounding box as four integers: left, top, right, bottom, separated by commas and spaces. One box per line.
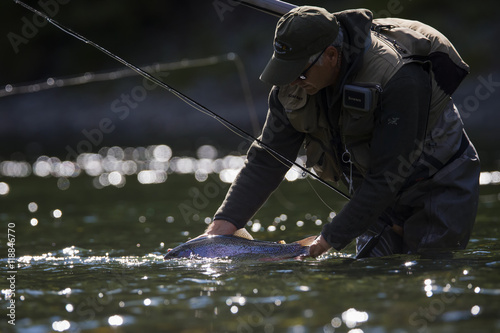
309, 234, 331, 257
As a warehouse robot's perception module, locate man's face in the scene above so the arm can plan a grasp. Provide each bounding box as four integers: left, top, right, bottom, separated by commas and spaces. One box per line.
290, 46, 340, 95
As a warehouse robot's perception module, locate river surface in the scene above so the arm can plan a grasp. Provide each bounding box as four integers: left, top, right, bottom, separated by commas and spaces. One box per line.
0, 149, 499, 333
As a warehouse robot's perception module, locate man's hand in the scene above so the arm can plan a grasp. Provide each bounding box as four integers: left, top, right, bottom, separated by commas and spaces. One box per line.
200, 219, 237, 237
308, 234, 331, 257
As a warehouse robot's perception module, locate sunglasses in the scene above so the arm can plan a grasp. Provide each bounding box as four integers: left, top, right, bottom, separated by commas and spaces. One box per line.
298, 48, 327, 80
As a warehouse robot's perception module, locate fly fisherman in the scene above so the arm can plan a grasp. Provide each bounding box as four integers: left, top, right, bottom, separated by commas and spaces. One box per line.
201, 6, 480, 257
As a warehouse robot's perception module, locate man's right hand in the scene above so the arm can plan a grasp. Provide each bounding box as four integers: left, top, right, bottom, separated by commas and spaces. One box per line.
308, 234, 332, 257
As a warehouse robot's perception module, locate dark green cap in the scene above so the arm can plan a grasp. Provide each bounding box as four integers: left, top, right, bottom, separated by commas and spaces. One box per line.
260, 6, 339, 86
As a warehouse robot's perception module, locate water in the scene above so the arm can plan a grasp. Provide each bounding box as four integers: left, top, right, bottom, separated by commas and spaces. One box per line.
1, 150, 499, 333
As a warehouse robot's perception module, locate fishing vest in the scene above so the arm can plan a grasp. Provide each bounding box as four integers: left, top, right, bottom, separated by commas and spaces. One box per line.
278, 18, 469, 182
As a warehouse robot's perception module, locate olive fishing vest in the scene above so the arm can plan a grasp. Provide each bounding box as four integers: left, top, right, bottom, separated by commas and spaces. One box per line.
278, 18, 469, 182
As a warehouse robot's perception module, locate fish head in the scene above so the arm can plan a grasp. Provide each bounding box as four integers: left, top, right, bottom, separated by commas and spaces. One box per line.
164, 236, 215, 260
164, 246, 193, 259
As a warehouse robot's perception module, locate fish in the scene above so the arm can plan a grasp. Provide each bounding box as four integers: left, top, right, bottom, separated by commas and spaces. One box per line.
164, 228, 316, 261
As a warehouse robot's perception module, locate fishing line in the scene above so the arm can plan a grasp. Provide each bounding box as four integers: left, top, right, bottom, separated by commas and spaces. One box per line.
13, 0, 350, 201
305, 177, 338, 212
2, 54, 232, 97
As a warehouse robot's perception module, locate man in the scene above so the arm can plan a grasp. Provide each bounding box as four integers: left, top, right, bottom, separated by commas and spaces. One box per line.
202, 6, 480, 257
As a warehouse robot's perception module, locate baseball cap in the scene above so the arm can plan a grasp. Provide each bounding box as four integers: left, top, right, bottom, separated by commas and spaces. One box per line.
260, 6, 339, 86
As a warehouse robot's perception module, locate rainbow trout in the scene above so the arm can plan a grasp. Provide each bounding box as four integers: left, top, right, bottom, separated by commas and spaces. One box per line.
164, 229, 315, 261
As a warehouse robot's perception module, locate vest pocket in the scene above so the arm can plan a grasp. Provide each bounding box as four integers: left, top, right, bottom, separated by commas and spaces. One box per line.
342, 108, 374, 137
346, 141, 371, 174
341, 108, 375, 174
304, 135, 342, 182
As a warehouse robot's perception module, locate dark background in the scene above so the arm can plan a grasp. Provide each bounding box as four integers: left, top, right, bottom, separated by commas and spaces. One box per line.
1, 0, 499, 168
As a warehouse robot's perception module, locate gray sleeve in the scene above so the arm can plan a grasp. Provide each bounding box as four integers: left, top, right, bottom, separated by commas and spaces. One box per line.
214, 87, 305, 229
322, 63, 431, 250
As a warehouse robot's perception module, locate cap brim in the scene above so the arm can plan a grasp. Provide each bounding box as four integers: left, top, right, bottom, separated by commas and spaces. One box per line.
259, 54, 309, 86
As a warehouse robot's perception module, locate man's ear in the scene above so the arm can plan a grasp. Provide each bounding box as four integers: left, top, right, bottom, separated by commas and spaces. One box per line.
324, 46, 339, 67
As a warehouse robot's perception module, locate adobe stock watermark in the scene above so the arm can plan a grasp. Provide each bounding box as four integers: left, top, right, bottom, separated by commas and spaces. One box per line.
6, 222, 17, 326
75, 268, 129, 320
408, 277, 463, 332
178, 170, 230, 225
65, 73, 169, 160
212, 0, 413, 22
371, 0, 412, 18
176, 107, 293, 227
456, 73, 500, 119
212, 0, 243, 22
236, 262, 311, 333
383, 72, 499, 193
8, 0, 71, 54
236, 288, 283, 333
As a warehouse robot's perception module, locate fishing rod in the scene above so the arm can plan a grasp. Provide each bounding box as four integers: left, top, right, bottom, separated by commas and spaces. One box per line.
239, 0, 297, 17
2, 53, 262, 136
12, 0, 350, 200
2, 54, 235, 97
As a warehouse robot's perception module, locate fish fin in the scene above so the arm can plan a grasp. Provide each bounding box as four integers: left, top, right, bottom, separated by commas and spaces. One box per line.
294, 235, 317, 247
233, 228, 254, 240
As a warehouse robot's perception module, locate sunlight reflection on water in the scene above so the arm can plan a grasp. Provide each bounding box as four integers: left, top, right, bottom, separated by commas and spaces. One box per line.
0, 144, 310, 190
0, 144, 498, 195
16, 247, 166, 269
0, 130, 498, 333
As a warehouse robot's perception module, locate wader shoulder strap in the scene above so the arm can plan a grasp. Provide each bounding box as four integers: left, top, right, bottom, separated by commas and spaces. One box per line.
371, 18, 469, 95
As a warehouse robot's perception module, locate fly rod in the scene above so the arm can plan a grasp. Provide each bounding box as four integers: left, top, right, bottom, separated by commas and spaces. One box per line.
13, 0, 350, 201
239, 0, 297, 17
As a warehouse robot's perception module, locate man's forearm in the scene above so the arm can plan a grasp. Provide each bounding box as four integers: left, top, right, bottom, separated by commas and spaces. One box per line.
213, 87, 305, 228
